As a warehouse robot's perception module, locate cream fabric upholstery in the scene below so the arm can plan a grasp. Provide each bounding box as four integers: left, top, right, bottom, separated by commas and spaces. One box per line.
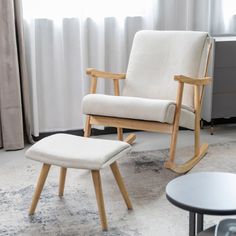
82, 30, 209, 130
83, 94, 195, 130
25, 134, 131, 170
122, 30, 208, 108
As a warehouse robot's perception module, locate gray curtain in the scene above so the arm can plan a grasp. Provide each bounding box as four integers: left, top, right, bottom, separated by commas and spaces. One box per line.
0, 0, 33, 150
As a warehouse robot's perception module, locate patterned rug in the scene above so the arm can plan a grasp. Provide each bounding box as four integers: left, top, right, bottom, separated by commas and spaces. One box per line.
1, 141, 236, 236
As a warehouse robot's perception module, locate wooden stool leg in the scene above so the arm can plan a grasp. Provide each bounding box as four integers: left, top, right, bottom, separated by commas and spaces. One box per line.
110, 162, 133, 210
117, 128, 123, 141
91, 170, 108, 231
29, 163, 51, 215
84, 115, 92, 137
59, 167, 67, 197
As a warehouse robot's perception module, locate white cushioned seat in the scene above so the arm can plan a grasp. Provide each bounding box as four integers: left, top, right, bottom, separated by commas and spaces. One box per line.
25, 134, 131, 170
82, 94, 195, 130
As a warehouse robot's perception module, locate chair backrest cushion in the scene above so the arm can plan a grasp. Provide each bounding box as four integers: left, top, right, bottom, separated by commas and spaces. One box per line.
122, 30, 209, 108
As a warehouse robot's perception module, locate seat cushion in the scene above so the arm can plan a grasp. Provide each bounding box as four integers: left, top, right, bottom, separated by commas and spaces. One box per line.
82, 94, 195, 130
25, 134, 131, 170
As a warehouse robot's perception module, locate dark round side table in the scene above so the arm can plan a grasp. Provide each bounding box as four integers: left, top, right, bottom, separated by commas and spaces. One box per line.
166, 172, 236, 236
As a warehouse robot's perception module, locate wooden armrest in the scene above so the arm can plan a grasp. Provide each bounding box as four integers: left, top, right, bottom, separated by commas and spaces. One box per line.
174, 75, 212, 86
86, 68, 126, 80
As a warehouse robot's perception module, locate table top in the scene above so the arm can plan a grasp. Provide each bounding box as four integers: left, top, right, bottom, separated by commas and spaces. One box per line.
166, 172, 236, 215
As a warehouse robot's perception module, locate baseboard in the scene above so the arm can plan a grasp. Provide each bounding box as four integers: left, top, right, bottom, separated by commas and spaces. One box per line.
203, 117, 236, 126
33, 127, 138, 141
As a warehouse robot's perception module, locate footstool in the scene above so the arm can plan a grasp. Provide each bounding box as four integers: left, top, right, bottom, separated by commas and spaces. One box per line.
25, 133, 133, 231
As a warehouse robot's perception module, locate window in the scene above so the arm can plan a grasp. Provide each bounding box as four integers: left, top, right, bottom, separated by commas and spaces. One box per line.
22, 0, 150, 19
222, 0, 236, 31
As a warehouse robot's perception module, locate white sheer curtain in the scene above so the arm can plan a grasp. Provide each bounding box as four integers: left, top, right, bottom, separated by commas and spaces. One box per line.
22, 0, 236, 136
23, 0, 157, 136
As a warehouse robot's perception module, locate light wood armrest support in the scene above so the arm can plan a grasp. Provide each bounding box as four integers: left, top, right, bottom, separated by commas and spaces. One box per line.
86, 68, 126, 80
174, 75, 212, 86
86, 68, 125, 95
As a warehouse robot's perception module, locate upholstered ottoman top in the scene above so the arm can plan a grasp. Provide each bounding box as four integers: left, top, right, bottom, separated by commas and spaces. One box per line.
25, 134, 131, 170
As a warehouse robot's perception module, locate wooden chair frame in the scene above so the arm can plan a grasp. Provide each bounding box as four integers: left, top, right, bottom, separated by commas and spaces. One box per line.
84, 44, 212, 174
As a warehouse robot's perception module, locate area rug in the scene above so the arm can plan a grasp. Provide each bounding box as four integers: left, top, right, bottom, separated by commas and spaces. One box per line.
1, 141, 236, 236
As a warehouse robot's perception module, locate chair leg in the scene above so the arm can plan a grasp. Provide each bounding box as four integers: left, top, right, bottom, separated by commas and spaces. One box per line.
124, 133, 136, 145
59, 167, 67, 197
29, 163, 51, 215
110, 162, 133, 210
84, 115, 92, 137
194, 113, 201, 157
164, 119, 180, 169
91, 170, 108, 231
165, 96, 208, 173
164, 81, 184, 170
169, 125, 179, 162
117, 128, 123, 141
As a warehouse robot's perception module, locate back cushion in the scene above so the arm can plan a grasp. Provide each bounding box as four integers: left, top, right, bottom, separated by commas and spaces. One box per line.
122, 30, 208, 108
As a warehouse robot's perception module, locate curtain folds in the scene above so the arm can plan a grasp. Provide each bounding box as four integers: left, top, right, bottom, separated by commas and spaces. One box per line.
0, 0, 33, 150
22, 0, 236, 135
24, 16, 156, 135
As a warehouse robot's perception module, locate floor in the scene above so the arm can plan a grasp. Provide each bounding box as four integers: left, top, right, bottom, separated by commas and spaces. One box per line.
1, 124, 236, 236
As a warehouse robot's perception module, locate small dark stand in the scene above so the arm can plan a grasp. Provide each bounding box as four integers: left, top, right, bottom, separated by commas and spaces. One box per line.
166, 172, 236, 236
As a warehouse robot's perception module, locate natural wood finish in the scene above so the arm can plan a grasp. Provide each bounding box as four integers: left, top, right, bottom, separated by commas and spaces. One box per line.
113, 79, 124, 141
59, 167, 67, 197
194, 85, 201, 156
124, 133, 136, 145
84, 115, 92, 137
166, 73, 210, 172
117, 128, 123, 141
87, 68, 125, 140
90, 115, 173, 134
174, 75, 212, 85
110, 162, 133, 210
165, 80, 208, 172
90, 76, 98, 94
166, 82, 184, 165
165, 143, 208, 173
86, 68, 126, 80
29, 163, 51, 215
194, 85, 199, 111
91, 170, 108, 231
113, 79, 120, 96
